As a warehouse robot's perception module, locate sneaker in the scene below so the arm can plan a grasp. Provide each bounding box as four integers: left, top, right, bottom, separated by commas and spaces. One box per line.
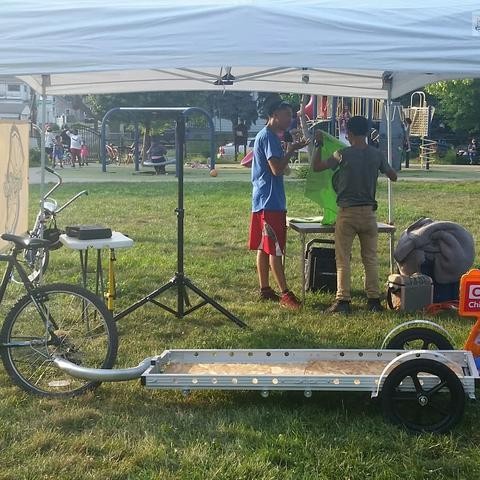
279, 290, 301, 309
367, 298, 384, 312
259, 287, 280, 302
326, 300, 351, 314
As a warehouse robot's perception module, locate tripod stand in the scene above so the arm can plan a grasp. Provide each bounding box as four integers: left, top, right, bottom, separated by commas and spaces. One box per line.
114, 109, 246, 328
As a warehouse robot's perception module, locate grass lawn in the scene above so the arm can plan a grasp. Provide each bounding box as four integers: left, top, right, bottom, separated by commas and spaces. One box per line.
1, 175, 480, 479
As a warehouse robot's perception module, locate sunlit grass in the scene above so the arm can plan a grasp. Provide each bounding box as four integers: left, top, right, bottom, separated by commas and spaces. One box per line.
1, 177, 479, 479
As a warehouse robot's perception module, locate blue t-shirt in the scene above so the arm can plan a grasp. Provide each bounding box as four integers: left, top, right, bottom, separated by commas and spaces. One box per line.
251, 127, 286, 212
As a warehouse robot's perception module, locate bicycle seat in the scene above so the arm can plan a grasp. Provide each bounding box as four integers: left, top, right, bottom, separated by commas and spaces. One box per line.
1, 233, 52, 250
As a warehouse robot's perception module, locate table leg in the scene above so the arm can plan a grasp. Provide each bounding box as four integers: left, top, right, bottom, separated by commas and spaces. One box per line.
96, 250, 104, 298
300, 232, 306, 302
106, 248, 116, 312
389, 229, 395, 273
79, 250, 88, 290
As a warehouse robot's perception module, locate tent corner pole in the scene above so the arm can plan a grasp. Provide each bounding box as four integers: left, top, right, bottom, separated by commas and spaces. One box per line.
386, 82, 395, 273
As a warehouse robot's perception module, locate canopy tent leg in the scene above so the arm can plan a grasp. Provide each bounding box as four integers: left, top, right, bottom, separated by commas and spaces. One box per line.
37, 74, 50, 284
386, 83, 395, 273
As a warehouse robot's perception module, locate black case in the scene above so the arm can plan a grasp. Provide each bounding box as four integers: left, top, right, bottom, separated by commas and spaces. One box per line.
305, 239, 337, 292
66, 225, 112, 240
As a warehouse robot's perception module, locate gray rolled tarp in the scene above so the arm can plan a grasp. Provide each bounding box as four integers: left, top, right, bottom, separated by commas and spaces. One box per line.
394, 217, 475, 284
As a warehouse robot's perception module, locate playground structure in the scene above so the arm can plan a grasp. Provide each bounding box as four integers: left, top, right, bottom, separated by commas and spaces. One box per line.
403, 92, 436, 169
301, 93, 436, 168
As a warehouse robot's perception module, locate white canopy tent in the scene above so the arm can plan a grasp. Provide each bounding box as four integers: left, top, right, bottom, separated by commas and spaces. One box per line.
1, 0, 480, 248
2, 0, 479, 99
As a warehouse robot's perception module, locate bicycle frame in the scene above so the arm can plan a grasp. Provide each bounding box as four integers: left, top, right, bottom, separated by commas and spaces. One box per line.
0, 249, 35, 303
0, 247, 60, 350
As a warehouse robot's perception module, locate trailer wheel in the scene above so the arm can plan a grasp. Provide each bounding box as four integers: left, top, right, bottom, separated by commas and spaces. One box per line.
381, 359, 465, 433
385, 327, 454, 351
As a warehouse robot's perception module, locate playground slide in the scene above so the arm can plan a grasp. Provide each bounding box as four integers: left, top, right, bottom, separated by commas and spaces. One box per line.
240, 150, 253, 167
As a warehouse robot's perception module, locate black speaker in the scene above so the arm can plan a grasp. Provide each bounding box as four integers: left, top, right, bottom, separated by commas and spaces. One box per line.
305, 239, 337, 293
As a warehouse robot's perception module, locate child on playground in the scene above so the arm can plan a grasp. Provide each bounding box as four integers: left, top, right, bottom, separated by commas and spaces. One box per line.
80, 142, 89, 166
147, 138, 167, 175
52, 135, 64, 168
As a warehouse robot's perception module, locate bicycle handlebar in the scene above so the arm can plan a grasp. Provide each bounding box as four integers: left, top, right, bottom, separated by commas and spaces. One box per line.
43, 166, 62, 199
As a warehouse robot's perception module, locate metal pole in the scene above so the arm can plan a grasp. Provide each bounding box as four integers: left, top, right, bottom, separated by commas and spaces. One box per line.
386, 84, 395, 272
331, 97, 338, 137
175, 116, 186, 317
312, 95, 318, 121
39, 75, 48, 213
134, 122, 140, 172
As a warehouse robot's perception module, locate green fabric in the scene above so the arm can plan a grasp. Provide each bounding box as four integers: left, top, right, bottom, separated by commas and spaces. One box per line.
288, 216, 324, 223
305, 131, 344, 225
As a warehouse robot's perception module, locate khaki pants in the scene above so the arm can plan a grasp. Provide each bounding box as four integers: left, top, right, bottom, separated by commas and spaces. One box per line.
334, 206, 379, 301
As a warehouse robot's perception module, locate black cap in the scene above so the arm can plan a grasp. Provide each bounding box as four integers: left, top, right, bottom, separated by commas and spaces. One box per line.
267, 101, 292, 117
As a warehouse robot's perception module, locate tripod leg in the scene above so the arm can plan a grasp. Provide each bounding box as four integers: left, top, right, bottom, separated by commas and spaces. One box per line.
114, 279, 177, 321
184, 278, 247, 328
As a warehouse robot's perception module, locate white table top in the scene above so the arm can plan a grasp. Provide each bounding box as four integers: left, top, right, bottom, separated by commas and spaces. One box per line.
288, 220, 395, 234
60, 231, 134, 250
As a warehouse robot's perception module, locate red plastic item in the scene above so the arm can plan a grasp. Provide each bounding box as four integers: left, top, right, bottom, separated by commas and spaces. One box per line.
298, 95, 315, 120
425, 301, 458, 315
240, 150, 253, 168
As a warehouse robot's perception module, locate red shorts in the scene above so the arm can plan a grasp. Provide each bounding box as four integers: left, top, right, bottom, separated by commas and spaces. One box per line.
248, 210, 287, 256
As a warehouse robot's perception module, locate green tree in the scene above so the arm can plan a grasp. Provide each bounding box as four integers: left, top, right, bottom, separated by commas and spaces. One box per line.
425, 80, 480, 133
85, 91, 210, 121
256, 92, 301, 119
256, 92, 282, 119
206, 91, 258, 130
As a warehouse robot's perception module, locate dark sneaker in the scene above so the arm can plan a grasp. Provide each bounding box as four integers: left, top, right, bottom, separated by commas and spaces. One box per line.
326, 300, 351, 314
367, 298, 384, 312
259, 287, 280, 302
279, 290, 301, 310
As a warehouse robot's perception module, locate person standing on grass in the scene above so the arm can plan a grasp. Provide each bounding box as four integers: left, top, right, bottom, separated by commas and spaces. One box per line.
402, 117, 412, 168
52, 135, 64, 168
468, 138, 477, 165
67, 128, 83, 167
249, 101, 309, 309
80, 142, 89, 166
312, 116, 397, 314
44, 125, 55, 166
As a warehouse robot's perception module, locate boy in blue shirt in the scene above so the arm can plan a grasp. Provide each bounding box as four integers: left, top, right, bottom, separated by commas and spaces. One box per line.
249, 101, 309, 309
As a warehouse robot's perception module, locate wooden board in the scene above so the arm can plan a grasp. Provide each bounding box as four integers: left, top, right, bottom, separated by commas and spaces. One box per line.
164, 360, 391, 377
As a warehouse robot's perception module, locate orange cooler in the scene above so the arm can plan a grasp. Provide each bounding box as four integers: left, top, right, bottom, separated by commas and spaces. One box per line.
459, 270, 480, 365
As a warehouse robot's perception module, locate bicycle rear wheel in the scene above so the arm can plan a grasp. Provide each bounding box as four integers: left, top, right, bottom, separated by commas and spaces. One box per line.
0, 283, 118, 397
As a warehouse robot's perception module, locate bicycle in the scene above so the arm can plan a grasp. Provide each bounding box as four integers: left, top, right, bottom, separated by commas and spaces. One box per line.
23, 166, 88, 283
0, 233, 118, 397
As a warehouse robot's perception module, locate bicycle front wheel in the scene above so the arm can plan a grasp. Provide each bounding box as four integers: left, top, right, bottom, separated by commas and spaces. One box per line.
0, 283, 118, 397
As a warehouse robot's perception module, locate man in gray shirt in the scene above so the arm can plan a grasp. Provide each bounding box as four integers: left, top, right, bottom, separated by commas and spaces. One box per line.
312, 116, 397, 314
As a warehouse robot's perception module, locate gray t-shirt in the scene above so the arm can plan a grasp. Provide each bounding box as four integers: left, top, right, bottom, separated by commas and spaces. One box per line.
330, 146, 389, 210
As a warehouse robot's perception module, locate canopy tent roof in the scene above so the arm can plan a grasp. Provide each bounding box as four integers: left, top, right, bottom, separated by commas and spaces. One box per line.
1, 0, 479, 99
